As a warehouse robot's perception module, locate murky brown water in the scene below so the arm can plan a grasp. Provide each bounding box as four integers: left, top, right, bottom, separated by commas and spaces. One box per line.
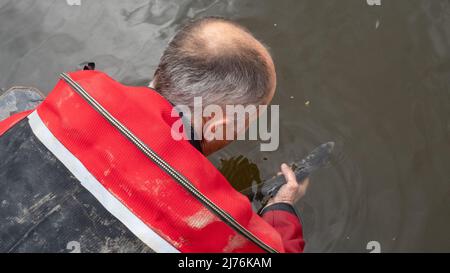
1, 0, 449, 252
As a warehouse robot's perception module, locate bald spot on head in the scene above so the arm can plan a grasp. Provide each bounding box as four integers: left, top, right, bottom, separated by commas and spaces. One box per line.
154, 17, 276, 108
178, 19, 277, 104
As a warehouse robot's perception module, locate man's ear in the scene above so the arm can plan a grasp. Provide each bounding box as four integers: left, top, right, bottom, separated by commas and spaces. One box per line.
203, 115, 231, 142
201, 116, 234, 156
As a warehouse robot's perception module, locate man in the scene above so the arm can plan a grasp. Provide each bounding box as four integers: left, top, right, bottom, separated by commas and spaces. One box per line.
0, 17, 308, 253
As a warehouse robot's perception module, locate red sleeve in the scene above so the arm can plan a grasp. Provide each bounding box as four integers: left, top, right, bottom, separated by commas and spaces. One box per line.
0, 110, 33, 136
260, 203, 305, 253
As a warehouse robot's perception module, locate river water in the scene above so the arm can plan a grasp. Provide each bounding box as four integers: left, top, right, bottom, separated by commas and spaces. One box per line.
0, 0, 449, 252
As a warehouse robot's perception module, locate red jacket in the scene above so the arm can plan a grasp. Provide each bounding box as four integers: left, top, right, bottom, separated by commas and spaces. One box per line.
0, 71, 304, 252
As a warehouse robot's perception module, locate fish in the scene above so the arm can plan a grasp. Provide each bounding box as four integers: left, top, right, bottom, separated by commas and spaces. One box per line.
241, 142, 335, 202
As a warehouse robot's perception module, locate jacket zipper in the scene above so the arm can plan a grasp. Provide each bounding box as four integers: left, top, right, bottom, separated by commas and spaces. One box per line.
60, 73, 278, 253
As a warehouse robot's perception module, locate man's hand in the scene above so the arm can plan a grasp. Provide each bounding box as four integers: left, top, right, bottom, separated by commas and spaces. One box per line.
266, 163, 309, 206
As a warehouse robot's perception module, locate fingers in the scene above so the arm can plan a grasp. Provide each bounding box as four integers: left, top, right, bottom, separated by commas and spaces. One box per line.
281, 163, 297, 184
281, 164, 299, 196
267, 163, 310, 206
280, 164, 310, 202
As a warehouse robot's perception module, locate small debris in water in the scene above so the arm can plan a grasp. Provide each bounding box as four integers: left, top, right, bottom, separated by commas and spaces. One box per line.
375, 19, 380, 29
305, 100, 310, 106
66, 0, 81, 6
263, 157, 268, 161
290, 95, 295, 99
274, 23, 277, 27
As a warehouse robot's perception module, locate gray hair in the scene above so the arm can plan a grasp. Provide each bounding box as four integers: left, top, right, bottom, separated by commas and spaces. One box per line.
153, 17, 273, 109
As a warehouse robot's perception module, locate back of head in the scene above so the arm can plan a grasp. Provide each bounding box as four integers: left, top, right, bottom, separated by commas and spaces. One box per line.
153, 17, 275, 109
